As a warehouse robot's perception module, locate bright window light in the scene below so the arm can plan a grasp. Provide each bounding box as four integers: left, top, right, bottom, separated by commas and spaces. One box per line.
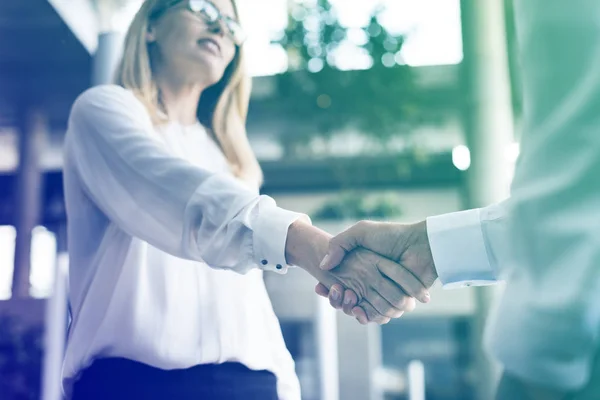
108, 0, 144, 32
0, 226, 16, 300
506, 142, 520, 164
237, 0, 463, 76
30, 226, 57, 299
237, 0, 289, 76
452, 145, 471, 171
331, 42, 373, 70
381, 0, 463, 66
320, 0, 463, 67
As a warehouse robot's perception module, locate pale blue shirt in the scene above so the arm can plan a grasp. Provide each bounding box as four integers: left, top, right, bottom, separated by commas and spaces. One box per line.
426, 0, 600, 391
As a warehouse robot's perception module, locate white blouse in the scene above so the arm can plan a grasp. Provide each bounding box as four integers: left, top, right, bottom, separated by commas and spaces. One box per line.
61, 85, 305, 400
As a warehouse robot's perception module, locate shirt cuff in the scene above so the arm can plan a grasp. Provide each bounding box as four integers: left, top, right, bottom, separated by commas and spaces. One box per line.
426, 208, 497, 289
253, 197, 311, 274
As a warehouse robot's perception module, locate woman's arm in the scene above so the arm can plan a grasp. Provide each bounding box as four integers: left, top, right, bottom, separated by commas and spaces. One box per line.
66, 84, 304, 274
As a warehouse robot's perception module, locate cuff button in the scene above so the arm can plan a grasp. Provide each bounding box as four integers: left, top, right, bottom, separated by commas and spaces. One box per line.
261, 260, 268, 265
276, 264, 283, 270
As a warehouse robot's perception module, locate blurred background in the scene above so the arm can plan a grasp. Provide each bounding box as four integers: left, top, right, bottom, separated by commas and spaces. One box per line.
0, 0, 522, 399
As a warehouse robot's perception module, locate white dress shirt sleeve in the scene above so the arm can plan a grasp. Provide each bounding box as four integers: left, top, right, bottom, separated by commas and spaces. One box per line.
485, 0, 600, 391
426, 201, 509, 289
65, 84, 309, 274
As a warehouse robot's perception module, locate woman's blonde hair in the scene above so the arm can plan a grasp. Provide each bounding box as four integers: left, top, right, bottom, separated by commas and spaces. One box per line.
114, 0, 262, 184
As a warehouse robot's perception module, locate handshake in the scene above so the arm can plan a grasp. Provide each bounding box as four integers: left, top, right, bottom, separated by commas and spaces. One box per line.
286, 219, 439, 325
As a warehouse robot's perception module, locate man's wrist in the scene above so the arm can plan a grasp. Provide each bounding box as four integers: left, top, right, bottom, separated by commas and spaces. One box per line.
425, 209, 496, 288
415, 220, 439, 284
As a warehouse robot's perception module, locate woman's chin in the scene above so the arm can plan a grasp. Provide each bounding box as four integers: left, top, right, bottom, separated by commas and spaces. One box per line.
190, 64, 226, 87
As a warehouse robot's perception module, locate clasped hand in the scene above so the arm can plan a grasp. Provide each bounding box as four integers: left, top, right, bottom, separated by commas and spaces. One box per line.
314, 220, 438, 324
311, 246, 430, 324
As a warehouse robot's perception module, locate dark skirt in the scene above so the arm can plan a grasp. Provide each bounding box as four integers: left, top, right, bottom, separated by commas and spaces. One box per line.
71, 357, 278, 400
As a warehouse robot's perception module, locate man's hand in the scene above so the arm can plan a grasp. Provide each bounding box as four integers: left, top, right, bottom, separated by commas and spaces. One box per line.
313, 247, 431, 324
285, 219, 430, 324
315, 220, 438, 323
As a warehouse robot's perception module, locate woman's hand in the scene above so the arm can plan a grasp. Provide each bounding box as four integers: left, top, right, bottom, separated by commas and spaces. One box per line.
314, 248, 429, 324
285, 220, 429, 324
315, 220, 437, 323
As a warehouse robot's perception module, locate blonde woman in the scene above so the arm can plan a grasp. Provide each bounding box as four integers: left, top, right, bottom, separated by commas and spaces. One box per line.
61, 0, 430, 399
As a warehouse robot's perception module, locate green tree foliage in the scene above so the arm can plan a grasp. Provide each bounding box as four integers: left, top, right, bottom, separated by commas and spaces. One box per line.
267, 0, 429, 144
311, 191, 403, 220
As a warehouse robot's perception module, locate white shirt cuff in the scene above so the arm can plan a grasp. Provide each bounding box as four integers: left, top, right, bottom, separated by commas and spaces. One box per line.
426, 208, 497, 289
253, 198, 311, 274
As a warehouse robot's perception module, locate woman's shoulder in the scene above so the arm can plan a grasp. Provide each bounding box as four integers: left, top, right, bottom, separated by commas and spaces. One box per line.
74, 84, 141, 110
70, 85, 152, 126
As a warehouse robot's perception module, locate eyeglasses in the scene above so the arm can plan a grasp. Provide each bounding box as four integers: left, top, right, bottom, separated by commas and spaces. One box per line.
187, 0, 246, 46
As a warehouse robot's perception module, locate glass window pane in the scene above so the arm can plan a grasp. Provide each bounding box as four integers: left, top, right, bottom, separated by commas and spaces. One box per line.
29, 226, 57, 298
0, 225, 16, 300
237, 0, 462, 75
